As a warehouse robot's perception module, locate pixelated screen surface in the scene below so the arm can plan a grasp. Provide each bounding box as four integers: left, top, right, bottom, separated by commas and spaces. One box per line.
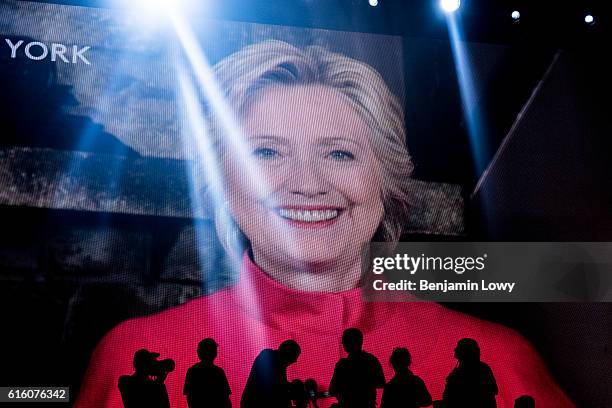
1, 1, 610, 408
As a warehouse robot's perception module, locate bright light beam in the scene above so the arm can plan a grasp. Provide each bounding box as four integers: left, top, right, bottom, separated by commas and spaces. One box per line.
444, 12, 497, 230
167, 11, 302, 261
440, 0, 460, 14
176, 66, 241, 296
445, 13, 489, 174
173, 29, 272, 352
115, 0, 187, 17
176, 67, 225, 230
108, 0, 205, 31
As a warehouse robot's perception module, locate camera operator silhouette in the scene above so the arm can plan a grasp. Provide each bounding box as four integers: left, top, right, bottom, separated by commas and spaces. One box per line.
329, 328, 385, 408
380, 347, 432, 408
118, 349, 175, 408
438, 338, 498, 408
183, 338, 231, 408
514, 395, 535, 408
240, 339, 301, 408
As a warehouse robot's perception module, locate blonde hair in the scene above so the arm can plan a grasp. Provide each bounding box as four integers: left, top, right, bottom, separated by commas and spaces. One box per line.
205, 40, 413, 257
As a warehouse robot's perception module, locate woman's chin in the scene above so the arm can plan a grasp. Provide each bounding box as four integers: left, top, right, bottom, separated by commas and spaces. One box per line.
278, 241, 353, 267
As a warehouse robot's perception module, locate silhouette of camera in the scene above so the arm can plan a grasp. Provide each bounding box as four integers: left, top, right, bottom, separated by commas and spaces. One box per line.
133, 349, 175, 378
144, 358, 175, 378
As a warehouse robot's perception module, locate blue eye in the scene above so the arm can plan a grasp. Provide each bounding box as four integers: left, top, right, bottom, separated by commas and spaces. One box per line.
253, 147, 279, 159
329, 150, 355, 161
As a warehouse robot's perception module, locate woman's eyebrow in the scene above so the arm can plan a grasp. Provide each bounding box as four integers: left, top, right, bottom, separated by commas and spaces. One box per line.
246, 134, 364, 148
318, 136, 364, 148
246, 134, 289, 144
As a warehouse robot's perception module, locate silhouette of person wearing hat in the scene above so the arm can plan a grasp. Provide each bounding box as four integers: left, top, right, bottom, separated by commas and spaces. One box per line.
241, 340, 301, 408
184, 338, 231, 408
118, 349, 174, 408
440, 338, 498, 408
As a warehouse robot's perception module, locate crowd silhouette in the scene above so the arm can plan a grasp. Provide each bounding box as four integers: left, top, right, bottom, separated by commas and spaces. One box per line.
116, 329, 535, 408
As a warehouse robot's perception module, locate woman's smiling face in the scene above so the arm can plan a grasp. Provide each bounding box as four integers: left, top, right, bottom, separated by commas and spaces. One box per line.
224, 84, 384, 270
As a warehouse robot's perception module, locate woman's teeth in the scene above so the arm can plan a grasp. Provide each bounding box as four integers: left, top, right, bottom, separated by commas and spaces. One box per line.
277, 208, 339, 222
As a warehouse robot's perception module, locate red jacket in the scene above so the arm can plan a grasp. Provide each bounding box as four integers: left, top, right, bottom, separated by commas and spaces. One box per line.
76, 254, 574, 408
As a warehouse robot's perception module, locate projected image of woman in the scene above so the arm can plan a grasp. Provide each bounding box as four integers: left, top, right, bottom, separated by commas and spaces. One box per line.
76, 40, 574, 408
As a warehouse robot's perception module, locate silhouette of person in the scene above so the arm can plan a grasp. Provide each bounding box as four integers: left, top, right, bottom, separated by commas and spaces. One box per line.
514, 395, 535, 408
441, 338, 498, 408
118, 349, 173, 408
380, 347, 432, 408
240, 339, 301, 408
329, 328, 385, 408
183, 338, 231, 408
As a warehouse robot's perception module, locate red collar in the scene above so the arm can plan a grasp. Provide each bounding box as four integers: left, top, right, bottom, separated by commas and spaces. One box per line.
231, 251, 389, 334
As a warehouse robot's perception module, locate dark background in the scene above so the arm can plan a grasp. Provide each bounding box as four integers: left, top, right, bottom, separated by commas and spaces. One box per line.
1, 1, 611, 407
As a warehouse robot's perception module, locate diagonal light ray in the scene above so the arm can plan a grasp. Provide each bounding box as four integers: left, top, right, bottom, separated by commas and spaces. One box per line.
446, 14, 489, 175
168, 10, 301, 260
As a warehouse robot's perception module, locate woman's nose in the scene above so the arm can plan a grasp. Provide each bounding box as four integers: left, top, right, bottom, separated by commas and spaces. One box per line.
287, 158, 328, 197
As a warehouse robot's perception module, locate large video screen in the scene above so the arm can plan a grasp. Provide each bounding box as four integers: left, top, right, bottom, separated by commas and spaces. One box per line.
1, 1, 610, 407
